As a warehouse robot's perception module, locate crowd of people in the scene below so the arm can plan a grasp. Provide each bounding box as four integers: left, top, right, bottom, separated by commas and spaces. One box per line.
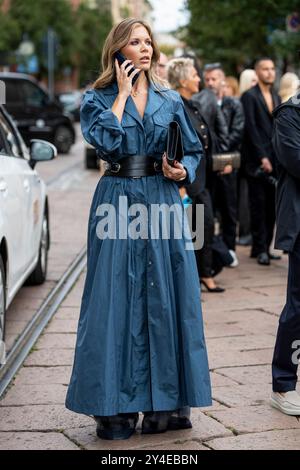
155, 52, 300, 292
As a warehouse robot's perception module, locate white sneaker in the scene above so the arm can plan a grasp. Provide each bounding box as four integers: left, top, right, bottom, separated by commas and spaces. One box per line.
270, 391, 300, 416
228, 250, 239, 268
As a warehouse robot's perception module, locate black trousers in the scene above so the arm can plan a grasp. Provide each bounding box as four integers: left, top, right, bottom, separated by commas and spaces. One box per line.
237, 175, 251, 238
211, 171, 238, 251
192, 189, 215, 278
247, 176, 276, 256
272, 234, 300, 392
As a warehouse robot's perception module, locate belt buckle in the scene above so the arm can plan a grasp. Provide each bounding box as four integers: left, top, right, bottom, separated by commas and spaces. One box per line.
110, 162, 121, 173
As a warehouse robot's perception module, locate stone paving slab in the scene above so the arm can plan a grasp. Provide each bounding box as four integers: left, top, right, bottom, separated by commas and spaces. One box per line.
0, 384, 67, 406
14, 366, 72, 386
207, 347, 273, 369
0, 405, 91, 431
207, 405, 300, 434
24, 349, 74, 367
213, 365, 272, 385
35, 333, 76, 350
207, 429, 300, 450
212, 383, 271, 407
46, 319, 78, 334
0, 431, 80, 450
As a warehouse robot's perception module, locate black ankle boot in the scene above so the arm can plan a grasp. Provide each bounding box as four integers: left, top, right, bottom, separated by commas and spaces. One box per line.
167, 406, 192, 430
94, 412, 139, 440
141, 407, 192, 434
141, 411, 170, 434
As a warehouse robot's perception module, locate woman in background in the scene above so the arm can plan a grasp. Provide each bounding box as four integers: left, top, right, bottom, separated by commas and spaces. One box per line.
239, 69, 258, 95
224, 76, 239, 98
167, 57, 225, 293
279, 72, 299, 102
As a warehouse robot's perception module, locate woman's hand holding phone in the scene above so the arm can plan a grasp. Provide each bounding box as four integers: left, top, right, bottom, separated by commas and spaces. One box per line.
115, 58, 141, 99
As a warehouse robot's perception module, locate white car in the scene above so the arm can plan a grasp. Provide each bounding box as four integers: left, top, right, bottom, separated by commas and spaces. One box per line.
0, 105, 57, 346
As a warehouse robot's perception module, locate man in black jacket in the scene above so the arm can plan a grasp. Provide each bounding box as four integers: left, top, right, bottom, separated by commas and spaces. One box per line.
270, 92, 300, 415
199, 64, 244, 264
241, 58, 281, 265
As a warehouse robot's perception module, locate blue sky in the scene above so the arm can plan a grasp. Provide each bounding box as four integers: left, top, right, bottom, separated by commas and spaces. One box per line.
150, 0, 189, 33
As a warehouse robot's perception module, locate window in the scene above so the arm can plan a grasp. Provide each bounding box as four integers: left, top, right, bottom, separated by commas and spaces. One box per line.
0, 112, 22, 158
20, 81, 47, 107
5, 80, 23, 106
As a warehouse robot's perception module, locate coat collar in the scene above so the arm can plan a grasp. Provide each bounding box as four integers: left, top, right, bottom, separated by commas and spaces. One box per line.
102, 81, 168, 127
254, 84, 280, 118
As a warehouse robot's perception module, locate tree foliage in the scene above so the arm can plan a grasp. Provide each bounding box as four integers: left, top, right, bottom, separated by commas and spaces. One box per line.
185, 0, 300, 74
0, 0, 112, 85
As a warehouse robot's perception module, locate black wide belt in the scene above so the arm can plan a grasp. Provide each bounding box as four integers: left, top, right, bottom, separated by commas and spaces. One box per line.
103, 155, 163, 177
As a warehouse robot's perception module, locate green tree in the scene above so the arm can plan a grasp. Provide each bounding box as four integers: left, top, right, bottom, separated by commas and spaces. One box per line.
75, 0, 112, 87
185, 0, 300, 74
3, 0, 78, 72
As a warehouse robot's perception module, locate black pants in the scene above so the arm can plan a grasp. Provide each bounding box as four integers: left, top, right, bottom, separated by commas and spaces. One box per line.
272, 234, 300, 392
247, 176, 276, 256
238, 175, 251, 238
211, 171, 237, 251
192, 189, 215, 278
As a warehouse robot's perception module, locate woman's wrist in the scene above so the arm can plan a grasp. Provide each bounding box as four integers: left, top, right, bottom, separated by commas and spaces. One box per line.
118, 91, 130, 101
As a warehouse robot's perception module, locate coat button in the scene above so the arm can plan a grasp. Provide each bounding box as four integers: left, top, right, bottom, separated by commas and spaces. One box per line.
201, 125, 205, 129
148, 260, 152, 266
150, 281, 154, 287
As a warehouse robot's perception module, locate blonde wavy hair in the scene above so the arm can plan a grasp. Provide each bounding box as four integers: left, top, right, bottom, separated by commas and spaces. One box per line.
93, 18, 168, 90
279, 72, 300, 103
167, 58, 194, 91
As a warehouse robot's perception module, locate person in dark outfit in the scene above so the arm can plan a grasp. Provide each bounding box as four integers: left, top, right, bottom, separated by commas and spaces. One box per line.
167, 57, 225, 292
241, 58, 281, 265
270, 91, 300, 415
202, 65, 244, 263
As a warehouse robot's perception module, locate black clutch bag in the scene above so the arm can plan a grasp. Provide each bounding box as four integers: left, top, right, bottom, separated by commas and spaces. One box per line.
166, 121, 184, 166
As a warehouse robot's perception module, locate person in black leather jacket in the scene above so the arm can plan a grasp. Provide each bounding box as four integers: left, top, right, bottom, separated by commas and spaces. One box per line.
167, 57, 225, 292
191, 88, 228, 154
270, 91, 300, 415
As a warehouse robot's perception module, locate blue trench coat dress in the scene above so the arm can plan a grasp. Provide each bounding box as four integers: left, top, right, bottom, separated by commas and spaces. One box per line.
65, 81, 212, 419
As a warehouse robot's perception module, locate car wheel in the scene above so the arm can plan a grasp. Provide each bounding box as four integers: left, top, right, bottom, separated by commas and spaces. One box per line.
26, 211, 49, 285
0, 255, 6, 346
54, 126, 73, 154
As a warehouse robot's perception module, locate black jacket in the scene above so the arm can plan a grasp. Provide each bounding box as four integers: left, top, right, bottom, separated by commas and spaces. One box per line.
221, 97, 244, 151
192, 89, 228, 153
181, 97, 212, 196
241, 84, 281, 175
272, 95, 300, 251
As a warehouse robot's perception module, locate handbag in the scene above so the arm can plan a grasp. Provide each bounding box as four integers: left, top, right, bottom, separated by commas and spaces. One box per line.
212, 151, 241, 172
166, 121, 184, 166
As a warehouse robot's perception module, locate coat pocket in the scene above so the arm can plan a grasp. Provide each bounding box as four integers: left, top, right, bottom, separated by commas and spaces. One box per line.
153, 114, 170, 154
122, 116, 138, 154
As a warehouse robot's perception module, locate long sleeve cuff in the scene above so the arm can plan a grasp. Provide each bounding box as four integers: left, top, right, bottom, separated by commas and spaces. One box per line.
98, 109, 125, 137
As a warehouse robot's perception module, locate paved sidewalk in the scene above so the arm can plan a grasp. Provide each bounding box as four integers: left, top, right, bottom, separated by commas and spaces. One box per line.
1, 244, 299, 450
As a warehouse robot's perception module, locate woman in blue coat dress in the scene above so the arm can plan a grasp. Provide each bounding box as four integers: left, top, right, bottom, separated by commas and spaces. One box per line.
65, 18, 212, 440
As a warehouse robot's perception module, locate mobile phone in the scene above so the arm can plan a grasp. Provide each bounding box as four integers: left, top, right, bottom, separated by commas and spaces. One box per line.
114, 51, 140, 85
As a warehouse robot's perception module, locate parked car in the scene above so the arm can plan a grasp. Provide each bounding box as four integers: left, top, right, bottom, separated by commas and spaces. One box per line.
0, 72, 75, 154
0, 104, 57, 346
57, 90, 82, 122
